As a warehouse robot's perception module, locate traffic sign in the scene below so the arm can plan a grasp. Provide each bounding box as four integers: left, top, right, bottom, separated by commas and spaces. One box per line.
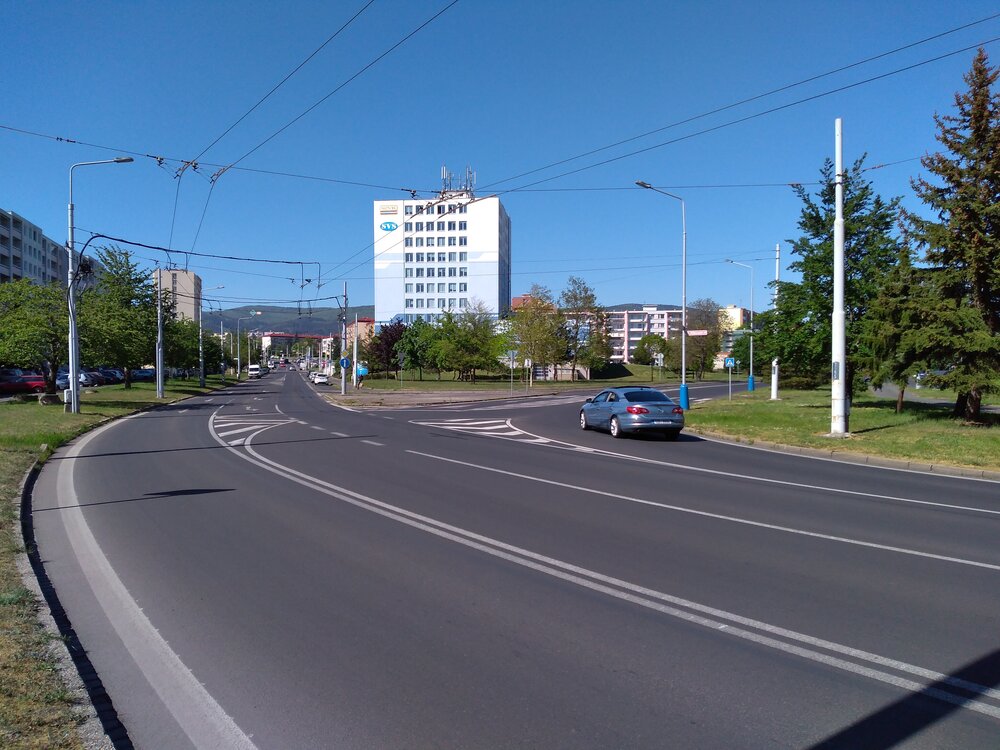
340, 357, 350, 369
725, 357, 736, 369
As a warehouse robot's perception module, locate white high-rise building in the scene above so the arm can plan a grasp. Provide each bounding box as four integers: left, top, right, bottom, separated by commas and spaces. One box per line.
373, 181, 511, 324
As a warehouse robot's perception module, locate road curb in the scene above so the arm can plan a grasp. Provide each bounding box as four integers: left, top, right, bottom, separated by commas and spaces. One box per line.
15, 461, 121, 750
687, 428, 1000, 481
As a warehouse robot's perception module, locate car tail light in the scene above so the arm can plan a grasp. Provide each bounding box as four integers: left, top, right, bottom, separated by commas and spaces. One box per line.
672, 407, 684, 414
626, 405, 649, 414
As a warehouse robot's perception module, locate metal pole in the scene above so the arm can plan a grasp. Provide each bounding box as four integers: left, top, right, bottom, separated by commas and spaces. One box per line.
67, 186, 79, 413
341, 283, 347, 395
198, 301, 205, 388
770, 243, 780, 400
220, 315, 226, 383
237, 318, 242, 381
831, 118, 848, 435
352, 314, 358, 388
155, 268, 164, 398
679, 199, 688, 410
748, 265, 754, 392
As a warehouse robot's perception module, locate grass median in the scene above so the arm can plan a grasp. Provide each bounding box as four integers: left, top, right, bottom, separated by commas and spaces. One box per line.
685, 387, 1000, 471
0, 377, 224, 749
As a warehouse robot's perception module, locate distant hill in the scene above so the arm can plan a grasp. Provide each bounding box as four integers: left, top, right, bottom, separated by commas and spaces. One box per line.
207, 305, 375, 336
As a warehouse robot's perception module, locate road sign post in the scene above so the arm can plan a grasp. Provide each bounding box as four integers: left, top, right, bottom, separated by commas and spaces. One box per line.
506, 349, 517, 396
725, 356, 736, 401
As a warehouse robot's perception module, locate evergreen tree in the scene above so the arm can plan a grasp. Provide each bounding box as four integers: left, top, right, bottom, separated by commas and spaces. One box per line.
769, 157, 901, 392
907, 48, 1000, 421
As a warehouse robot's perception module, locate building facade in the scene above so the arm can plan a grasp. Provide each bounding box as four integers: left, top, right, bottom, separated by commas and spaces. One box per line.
373, 189, 511, 324
605, 304, 684, 364
155, 268, 202, 324
0, 209, 71, 286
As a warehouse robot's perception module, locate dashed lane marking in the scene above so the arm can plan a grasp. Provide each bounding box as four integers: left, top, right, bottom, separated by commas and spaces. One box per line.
361, 440, 384, 446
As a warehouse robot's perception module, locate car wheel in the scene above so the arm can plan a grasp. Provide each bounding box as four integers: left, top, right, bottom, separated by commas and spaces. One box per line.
32, 386, 45, 394
579, 411, 590, 430
610, 416, 623, 438
663, 431, 680, 442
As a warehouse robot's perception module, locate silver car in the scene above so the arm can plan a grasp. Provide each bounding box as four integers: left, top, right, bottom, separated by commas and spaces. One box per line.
580, 386, 684, 440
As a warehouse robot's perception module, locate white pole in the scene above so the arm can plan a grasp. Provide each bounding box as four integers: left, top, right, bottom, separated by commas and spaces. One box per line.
237, 318, 242, 381
341, 283, 347, 395
831, 118, 848, 435
220, 317, 225, 383
156, 268, 164, 398
770, 242, 780, 400
66, 191, 79, 413
680, 199, 688, 409
352, 313, 358, 388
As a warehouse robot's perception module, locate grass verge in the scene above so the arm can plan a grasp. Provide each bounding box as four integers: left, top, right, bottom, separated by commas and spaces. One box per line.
686, 388, 1000, 471
0, 377, 224, 749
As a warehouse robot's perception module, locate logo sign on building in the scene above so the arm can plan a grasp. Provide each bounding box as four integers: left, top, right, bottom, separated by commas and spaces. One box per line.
379, 204, 399, 215
379, 221, 398, 232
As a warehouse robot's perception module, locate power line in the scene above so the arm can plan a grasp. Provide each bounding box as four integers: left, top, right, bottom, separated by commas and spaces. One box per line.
479, 12, 1000, 191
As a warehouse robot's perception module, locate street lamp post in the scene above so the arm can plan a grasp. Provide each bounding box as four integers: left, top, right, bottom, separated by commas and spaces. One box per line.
198, 286, 224, 387
67, 157, 133, 413
236, 311, 261, 381
726, 260, 755, 392
636, 181, 689, 409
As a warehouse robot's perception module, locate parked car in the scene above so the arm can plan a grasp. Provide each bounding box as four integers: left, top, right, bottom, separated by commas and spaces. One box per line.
579, 386, 685, 440
313, 372, 329, 385
130, 368, 156, 382
0, 374, 47, 394
99, 368, 124, 384
56, 372, 70, 390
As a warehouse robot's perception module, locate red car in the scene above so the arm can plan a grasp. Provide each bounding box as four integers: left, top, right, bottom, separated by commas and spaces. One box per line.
0, 374, 47, 395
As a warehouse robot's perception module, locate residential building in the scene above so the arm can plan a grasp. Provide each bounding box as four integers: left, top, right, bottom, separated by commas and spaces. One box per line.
719, 304, 751, 354
604, 304, 684, 364
373, 170, 511, 324
0, 208, 75, 286
155, 268, 202, 323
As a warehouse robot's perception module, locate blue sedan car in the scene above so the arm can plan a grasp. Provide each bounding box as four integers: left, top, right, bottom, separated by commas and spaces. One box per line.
580, 386, 685, 440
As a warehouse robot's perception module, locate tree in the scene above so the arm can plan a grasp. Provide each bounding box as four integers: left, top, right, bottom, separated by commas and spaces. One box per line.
0, 279, 67, 392
576, 308, 613, 375
906, 48, 1000, 421
631, 334, 663, 366
369, 320, 406, 377
763, 157, 902, 392
686, 298, 724, 379
164, 318, 202, 375
509, 285, 566, 382
398, 318, 436, 380
558, 276, 601, 380
77, 246, 158, 388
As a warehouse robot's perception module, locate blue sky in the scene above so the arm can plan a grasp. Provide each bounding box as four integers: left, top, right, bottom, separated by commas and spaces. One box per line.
3, 1, 998, 319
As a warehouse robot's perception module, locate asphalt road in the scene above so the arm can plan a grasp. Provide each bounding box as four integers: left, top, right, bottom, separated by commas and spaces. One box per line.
31, 371, 1000, 749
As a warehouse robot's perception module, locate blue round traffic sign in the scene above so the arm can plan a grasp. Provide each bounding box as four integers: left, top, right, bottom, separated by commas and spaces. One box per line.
340, 357, 350, 368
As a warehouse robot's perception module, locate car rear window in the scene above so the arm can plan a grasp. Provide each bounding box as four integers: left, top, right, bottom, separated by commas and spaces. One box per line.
623, 390, 672, 403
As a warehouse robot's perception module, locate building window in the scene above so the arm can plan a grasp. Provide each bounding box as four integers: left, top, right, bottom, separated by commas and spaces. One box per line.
405, 205, 414, 215
459, 252, 467, 261
405, 268, 413, 278
438, 268, 446, 277
448, 252, 456, 261
437, 252, 446, 261
459, 298, 468, 308
459, 237, 467, 246
405, 298, 414, 308
438, 298, 446, 308
437, 221, 445, 231
435, 238, 444, 247
404, 222, 413, 231
416, 283, 424, 292
459, 267, 468, 277
427, 298, 435, 307
415, 238, 424, 247
448, 204, 456, 213
437, 205, 446, 214
437, 283, 446, 293
415, 222, 423, 231
416, 299, 424, 308
416, 268, 424, 277
458, 220, 467, 230
405, 253, 413, 262
448, 221, 456, 231
458, 204, 467, 214
448, 283, 456, 292
404, 237, 413, 247
459, 283, 467, 292
448, 237, 456, 246
416, 252, 424, 262
448, 268, 457, 277
405, 283, 413, 293
426, 237, 434, 246
449, 298, 456, 308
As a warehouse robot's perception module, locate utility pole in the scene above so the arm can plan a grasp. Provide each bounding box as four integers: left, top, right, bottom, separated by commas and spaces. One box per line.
831, 118, 848, 435
770, 243, 780, 400
155, 267, 165, 399
341, 282, 348, 395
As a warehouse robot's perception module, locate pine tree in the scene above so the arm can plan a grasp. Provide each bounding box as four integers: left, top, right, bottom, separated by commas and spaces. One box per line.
907, 48, 1000, 421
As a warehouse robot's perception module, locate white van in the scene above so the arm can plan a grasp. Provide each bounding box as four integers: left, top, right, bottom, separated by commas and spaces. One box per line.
247, 364, 261, 379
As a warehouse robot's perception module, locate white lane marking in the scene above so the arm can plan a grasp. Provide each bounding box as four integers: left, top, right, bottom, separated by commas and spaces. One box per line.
383, 416, 394, 420
274, 405, 284, 415
310, 426, 324, 431
327, 401, 359, 413
408, 450, 1000, 573
56, 418, 259, 749
361, 440, 384, 446
178, 409, 189, 414
228, 438, 246, 446
411, 418, 552, 444
296, 420, 307, 425
208, 429, 1000, 720
217, 425, 270, 438
331, 432, 348, 437
508, 424, 1000, 518
205, 398, 214, 402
